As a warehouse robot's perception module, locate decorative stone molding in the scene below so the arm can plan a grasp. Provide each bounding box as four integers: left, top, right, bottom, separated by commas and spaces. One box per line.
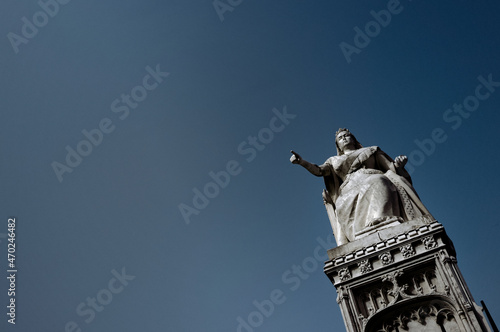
357, 314, 368, 327
324, 220, 492, 331
440, 250, 458, 264
381, 270, 415, 304
378, 252, 393, 265
336, 286, 349, 304
326, 221, 444, 272
371, 303, 460, 332
338, 267, 352, 281
399, 243, 415, 258
358, 259, 373, 274
422, 235, 438, 250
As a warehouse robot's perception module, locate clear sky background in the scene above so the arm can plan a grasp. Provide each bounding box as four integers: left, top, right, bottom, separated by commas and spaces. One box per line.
1, 0, 500, 331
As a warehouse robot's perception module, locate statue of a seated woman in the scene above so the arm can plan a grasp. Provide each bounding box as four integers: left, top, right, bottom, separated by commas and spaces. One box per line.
290, 128, 432, 246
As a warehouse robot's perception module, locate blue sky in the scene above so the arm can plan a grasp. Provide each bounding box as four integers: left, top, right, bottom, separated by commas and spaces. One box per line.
1, 0, 500, 331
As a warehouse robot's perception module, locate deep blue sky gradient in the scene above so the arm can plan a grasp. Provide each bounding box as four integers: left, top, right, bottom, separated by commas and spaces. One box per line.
1, 0, 500, 331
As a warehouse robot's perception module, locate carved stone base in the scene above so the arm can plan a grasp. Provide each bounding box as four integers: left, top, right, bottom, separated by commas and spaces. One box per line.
324, 219, 492, 332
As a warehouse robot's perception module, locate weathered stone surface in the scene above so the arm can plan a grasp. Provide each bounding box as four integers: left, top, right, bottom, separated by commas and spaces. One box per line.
323, 220, 492, 332
290, 129, 492, 331
325, 217, 436, 261
290, 129, 432, 246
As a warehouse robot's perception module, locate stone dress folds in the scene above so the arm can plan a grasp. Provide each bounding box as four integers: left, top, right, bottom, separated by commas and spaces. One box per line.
322, 146, 431, 245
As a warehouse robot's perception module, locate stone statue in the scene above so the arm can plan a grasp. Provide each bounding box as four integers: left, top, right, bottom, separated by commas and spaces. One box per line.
290, 128, 432, 246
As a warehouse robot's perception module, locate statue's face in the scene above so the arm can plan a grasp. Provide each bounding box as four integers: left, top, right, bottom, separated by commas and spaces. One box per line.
336, 131, 355, 151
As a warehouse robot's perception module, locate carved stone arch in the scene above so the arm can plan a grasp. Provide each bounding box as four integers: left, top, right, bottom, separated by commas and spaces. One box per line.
363, 295, 463, 332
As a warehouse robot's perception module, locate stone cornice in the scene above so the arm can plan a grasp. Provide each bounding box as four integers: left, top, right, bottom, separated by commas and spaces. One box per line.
324, 220, 450, 286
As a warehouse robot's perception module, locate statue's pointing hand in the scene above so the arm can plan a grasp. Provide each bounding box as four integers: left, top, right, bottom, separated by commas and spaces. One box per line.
290, 150, 302, 164
394, 155, 408, 169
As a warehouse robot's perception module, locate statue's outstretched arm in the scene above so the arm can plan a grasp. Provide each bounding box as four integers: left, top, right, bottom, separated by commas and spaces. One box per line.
290, 150, 331, 177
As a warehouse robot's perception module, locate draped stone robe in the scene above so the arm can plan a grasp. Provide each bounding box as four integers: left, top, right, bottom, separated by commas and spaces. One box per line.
322, 146, 431, 245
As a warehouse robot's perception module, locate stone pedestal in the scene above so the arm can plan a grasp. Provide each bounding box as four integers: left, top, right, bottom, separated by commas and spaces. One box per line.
324, 218, 492, 332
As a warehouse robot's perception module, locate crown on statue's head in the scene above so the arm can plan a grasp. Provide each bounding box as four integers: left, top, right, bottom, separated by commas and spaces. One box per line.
335, 128, 350, 137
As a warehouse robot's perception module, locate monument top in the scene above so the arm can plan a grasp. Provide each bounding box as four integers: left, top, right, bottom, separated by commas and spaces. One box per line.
290, 128, 433, 246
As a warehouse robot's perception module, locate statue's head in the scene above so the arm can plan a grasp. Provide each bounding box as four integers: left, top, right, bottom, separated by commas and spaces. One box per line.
335, 128, 363, 155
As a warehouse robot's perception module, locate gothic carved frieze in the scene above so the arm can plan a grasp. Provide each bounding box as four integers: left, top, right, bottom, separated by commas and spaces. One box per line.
378, 252, 393, 266
381, 270, 415, 305
372, 303, 460, 332
422, 235, 438, 250
358, 259, 373, 274
338, 267, 352, 281
399, 243, 416, 258
354, 265, 450, 324
324, 222, 491, 332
